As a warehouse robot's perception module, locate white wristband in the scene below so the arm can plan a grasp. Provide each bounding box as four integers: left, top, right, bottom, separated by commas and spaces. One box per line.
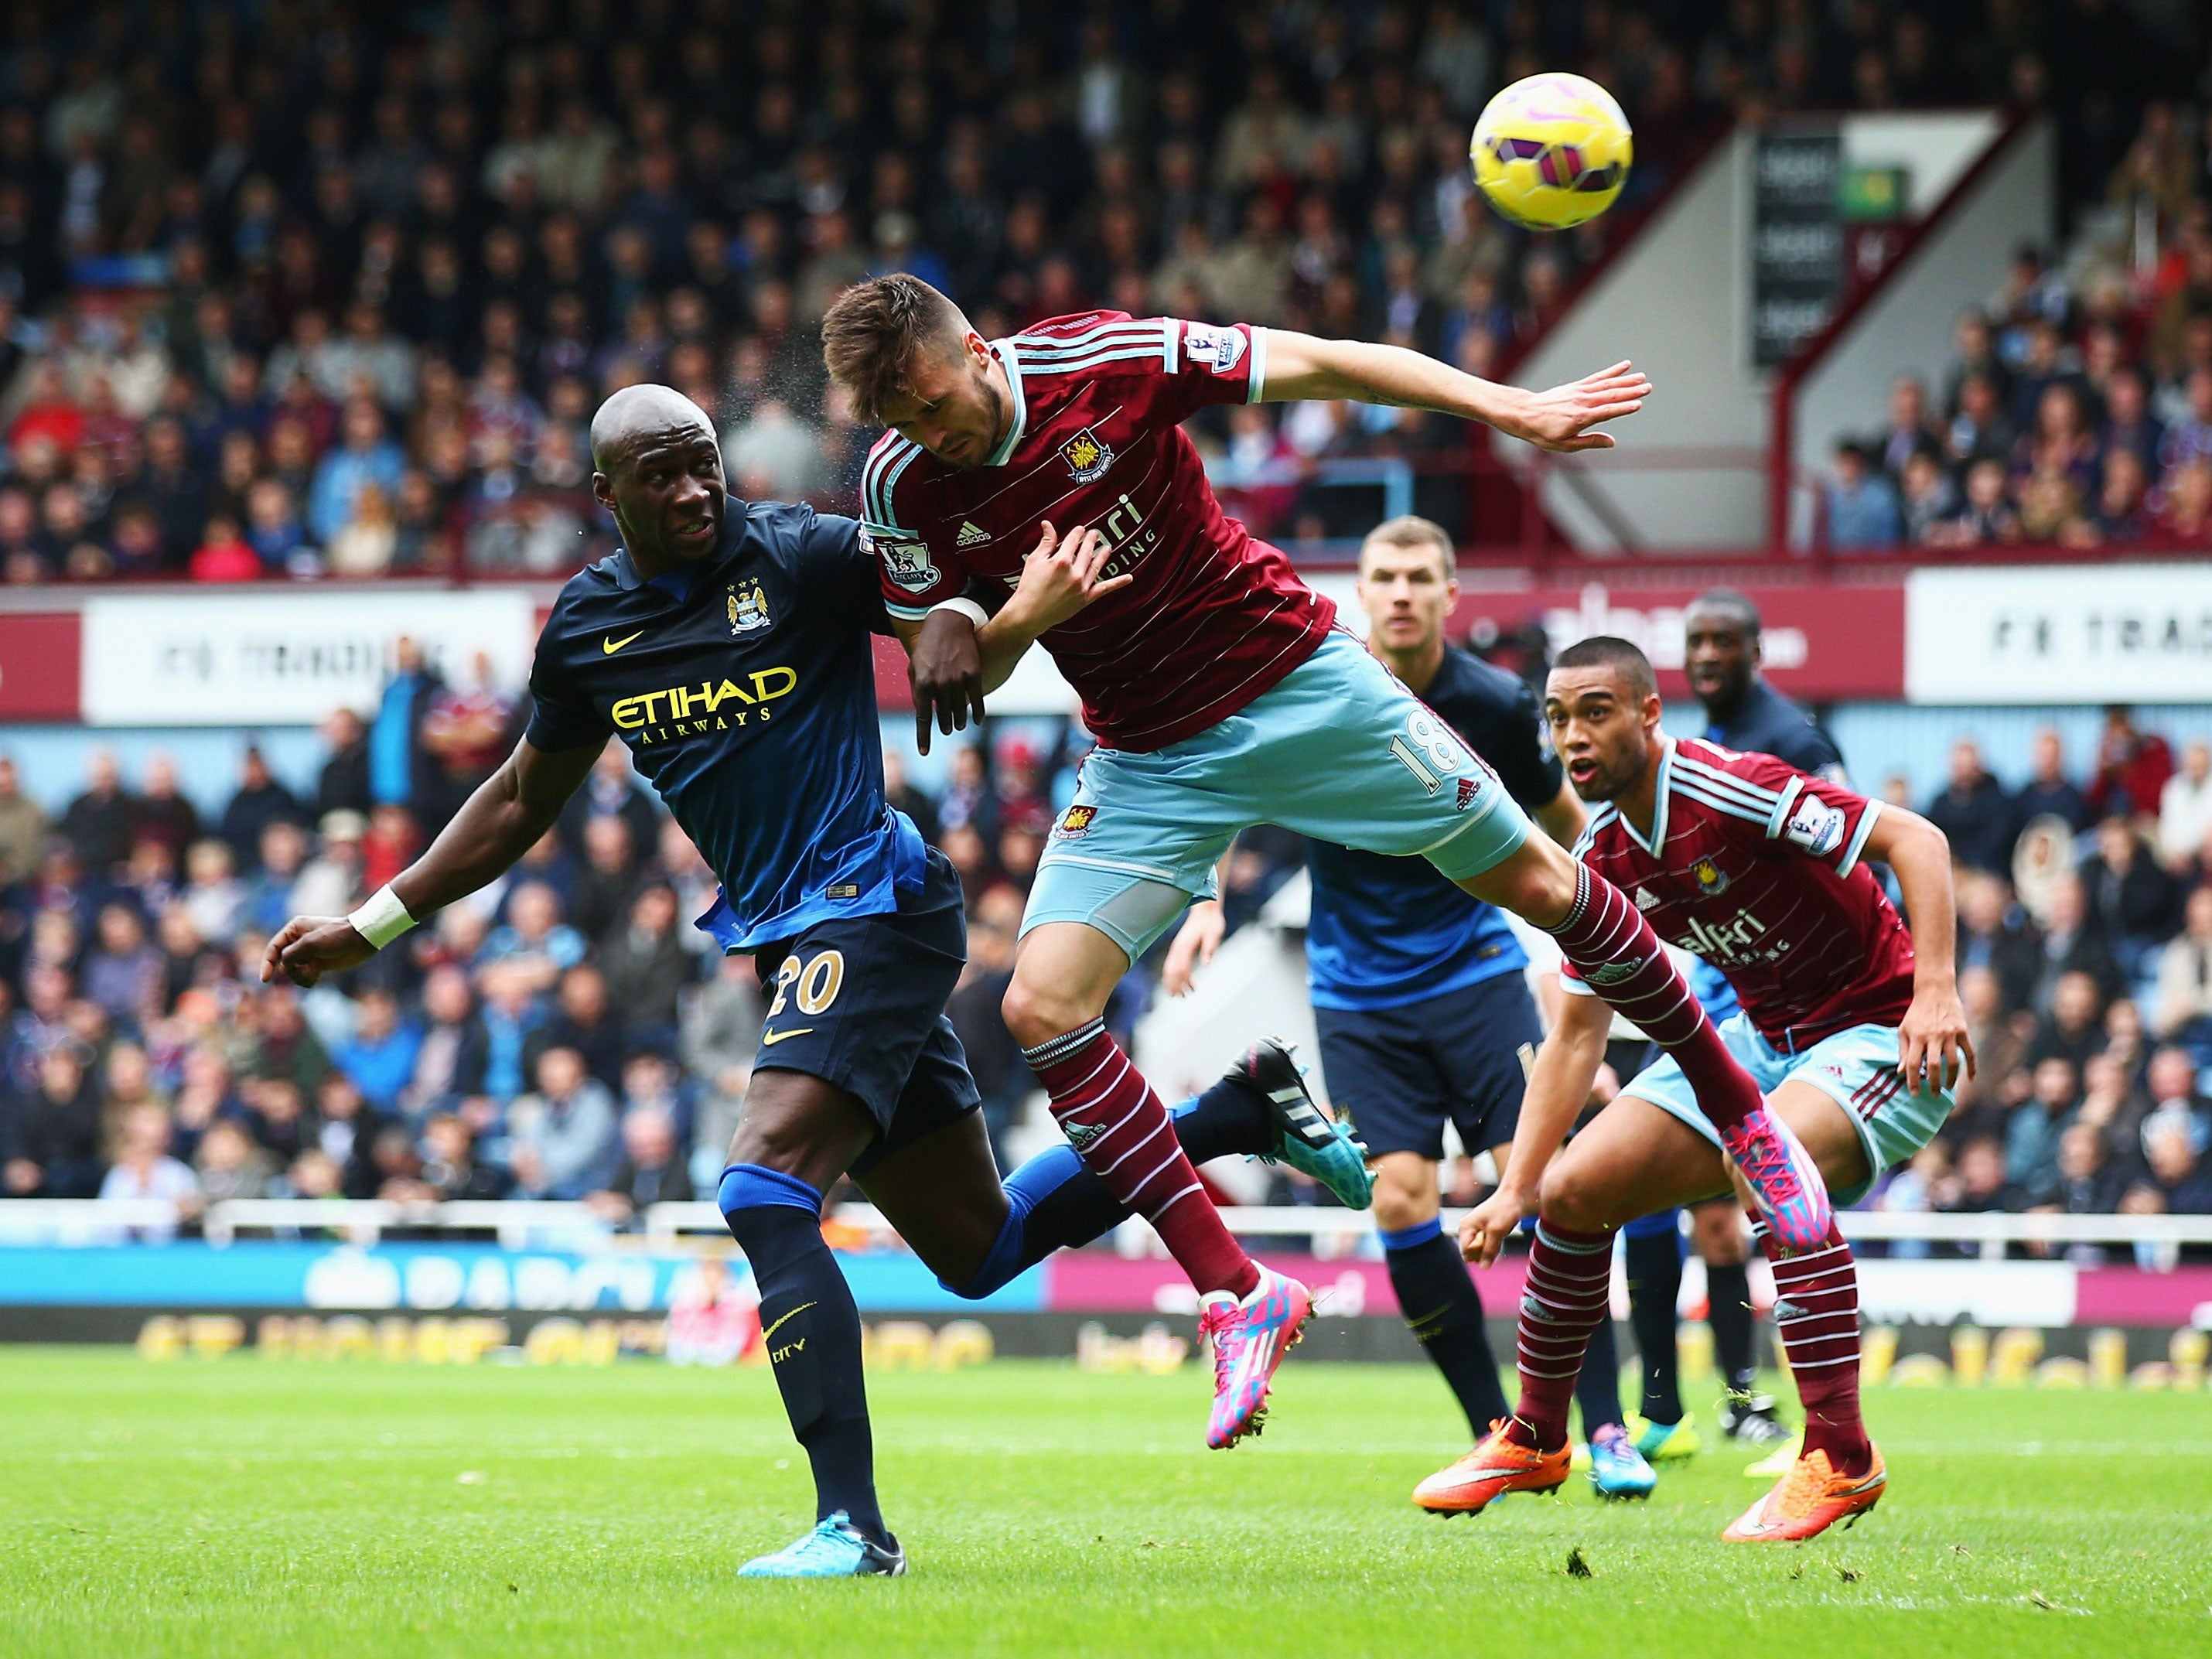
930, 596, 990, 628
346, 886, 417, 951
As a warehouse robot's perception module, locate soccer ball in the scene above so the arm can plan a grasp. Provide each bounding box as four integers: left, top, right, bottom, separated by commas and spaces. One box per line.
1470, 73, 1633, 230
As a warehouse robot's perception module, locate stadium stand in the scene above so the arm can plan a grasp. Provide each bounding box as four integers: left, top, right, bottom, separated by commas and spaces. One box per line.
4, 2, 2211, 1237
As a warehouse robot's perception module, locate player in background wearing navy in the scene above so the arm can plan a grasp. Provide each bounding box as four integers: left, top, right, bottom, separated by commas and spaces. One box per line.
824, 275, 1833, 1452
261, 386, 1370, 1579
1446, 637, 1971, 1541
1623, 591, 1850, 1467
1162, 516, 1652, 1501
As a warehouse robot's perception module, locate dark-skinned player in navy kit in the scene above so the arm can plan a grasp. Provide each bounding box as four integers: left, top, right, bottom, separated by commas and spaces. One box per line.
260, 384, 1370, 1579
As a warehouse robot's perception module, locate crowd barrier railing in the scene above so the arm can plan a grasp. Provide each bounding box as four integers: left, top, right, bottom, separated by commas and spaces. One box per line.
5, 1200, 2211, 1265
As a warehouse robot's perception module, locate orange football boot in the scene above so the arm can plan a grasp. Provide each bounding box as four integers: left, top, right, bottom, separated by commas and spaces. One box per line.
1413, 1420, 1570, 1515
1721, 1443, 1886, 1541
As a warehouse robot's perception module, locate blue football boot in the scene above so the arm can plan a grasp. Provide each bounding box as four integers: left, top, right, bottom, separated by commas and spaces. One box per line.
1587, 1425, 1658, 1500
1238, 1038, 1374, 1210
738, 1512, 907, 1578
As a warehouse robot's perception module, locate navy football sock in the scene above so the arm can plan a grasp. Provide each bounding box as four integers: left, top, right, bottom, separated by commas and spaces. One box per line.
1624, 1226, 1686, 1425
1707, 1258, 1759, 1392
1382, 1218, 1507, 1437
949, 1077, 1275, 1299
1575, 1313, 1627, 1437
718, 1164, 886, 1546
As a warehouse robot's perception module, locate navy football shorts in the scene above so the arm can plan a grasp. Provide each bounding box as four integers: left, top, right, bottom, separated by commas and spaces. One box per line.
1313, 970, 1545, 1163
751, 847, 981, 1175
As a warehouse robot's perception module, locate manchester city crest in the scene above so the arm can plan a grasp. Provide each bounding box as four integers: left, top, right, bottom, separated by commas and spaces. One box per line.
728, 579, 771, 635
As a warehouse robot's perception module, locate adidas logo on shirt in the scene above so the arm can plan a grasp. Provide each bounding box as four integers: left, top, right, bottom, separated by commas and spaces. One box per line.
1633, 886, 1660, 911
956, 521, 991, 548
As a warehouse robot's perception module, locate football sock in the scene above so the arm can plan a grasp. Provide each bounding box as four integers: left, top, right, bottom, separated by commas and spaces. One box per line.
1506, 1220, 1617, 1452
1021, 1021, 1260, 1298
717, 1164, 886, 1545
1576, 1312, 1626, 1435
1760, 1219, 1869, 1474
1381, 1218, 1507, 1436
1541, 865, 1765, 1133
1707, 1257, 1759, 1393
947, 1076, 1276, 1299
1623, 1222, 1686, 1425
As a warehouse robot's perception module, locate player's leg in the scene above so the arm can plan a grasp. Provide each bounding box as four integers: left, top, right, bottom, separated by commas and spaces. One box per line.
1622, 1208, 1692, 1455
1414, 1093, 1726, 1514
1319, 998, 1510, 1437
1009, 902, 1309, 1451
854, 1044, 1315, 1298
1722, 1079, 1890, 1541
1693, 1195, 1790, 1450
716, 1068, 903, 1573
1454, 835, 1829, 1251
1247, 637, 1821, 1248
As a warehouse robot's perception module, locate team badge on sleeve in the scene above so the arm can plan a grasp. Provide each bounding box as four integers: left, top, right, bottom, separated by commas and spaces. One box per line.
1059, 428, 1116, 483
1783, 796, 1846, 856
878, 537, 940, 594
1181, 323, 1248, 374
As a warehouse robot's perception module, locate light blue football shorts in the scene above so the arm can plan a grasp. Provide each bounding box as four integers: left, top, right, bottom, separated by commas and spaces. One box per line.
1617, 1011, 1954, 1207
1022, 630, 1532, 960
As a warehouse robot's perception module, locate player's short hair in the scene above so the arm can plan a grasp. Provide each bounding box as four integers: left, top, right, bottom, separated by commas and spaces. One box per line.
1553, 635, 1657, 702
1687, 586, 1762, 639
1359, 515, 1454, 575
821, 275, 971, 425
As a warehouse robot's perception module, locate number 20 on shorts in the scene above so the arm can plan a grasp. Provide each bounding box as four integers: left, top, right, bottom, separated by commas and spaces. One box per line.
767, 949, 846, 1018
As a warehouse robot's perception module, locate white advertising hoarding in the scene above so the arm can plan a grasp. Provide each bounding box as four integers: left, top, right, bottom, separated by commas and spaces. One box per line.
1905, 562, 2212, 704
80, 589, 539, 727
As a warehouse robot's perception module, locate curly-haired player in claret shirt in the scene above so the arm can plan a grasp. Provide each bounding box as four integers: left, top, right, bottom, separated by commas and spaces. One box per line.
1446, 635, 1973, 1542
821, 274, 1836, 1452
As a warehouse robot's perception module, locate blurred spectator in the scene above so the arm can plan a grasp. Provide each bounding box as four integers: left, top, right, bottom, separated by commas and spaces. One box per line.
2014, 730, 2092, 834
217, 747, 306, 872
2154, 886, 2212, 1058
507, 1045, 619, 1200
134, 756, 200, 859
96, 1103, 198, 1233
483, 881, 588, 995
2158, 741, 2212, 867
2081, 816, 2185, 988
2089, 706, 2173, 823
599, 883, 691, 1039
2005, 1056, 2078, 1200
681, 952, 763, 1184
193, 1118, 272, 1204
1924, 740, 2016, 874
58, 748, 136, 873
524, 964, 628, 1093
403, 966, 488, 1122
329, 988, 422, 1115
81, 903, 162, 1026
316, 708, 374, 820
5, 1043, 103, 1197
420, 651, 512, 827
370, 638, 442, 817
0, 755, 49, 886
585, 1103, 695, 1224
417, 1113, 510, 1201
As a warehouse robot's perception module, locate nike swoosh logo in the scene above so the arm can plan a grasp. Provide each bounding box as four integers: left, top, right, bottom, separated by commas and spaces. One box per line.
759, 1027, 814, 1046
603, 630, 645, 654
760, 1302, 817, 1343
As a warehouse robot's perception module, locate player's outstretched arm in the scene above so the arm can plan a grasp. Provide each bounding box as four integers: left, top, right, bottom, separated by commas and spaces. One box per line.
260, 736, 602, 988
1459, 987, 1611, 1266
1860, 804, 1975, 1093
897, 521, 1128, 749
1255, 330, 1649, 452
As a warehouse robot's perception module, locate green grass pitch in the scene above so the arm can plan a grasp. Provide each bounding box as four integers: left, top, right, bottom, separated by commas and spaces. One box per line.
4, 1346, 2208, 1657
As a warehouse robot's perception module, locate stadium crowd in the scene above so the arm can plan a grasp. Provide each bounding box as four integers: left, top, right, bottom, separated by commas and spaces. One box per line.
2, 639, 2210, 1231
0, 0, 2189, 577
1825, 97, 2212, 551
